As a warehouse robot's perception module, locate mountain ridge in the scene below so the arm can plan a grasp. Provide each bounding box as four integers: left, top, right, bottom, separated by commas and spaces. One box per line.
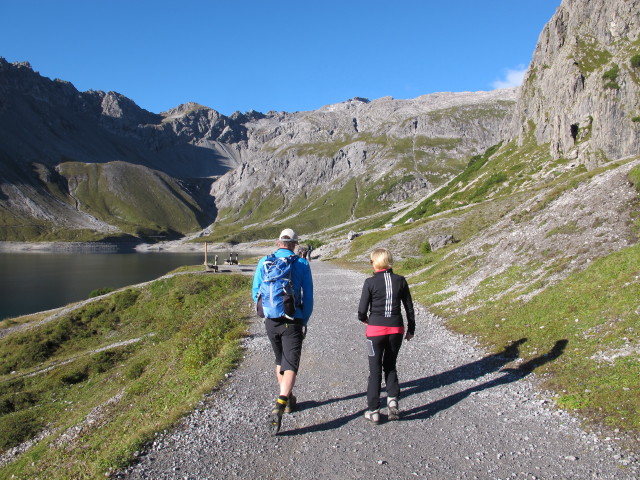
0, 57, 516, 241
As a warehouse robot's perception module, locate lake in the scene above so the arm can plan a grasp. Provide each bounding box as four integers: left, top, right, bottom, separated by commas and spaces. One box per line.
0, 251, 248, 321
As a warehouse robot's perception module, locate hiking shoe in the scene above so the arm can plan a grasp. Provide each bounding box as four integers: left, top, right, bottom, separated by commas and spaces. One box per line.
387, 397, 400, 421
364, 409, 380, 424
270, 400, 287, 434
269, 396, 289, 435
284, 395, 297, 414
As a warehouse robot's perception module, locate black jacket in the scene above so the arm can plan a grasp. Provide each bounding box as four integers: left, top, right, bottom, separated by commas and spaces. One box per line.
358, 269, 415, 335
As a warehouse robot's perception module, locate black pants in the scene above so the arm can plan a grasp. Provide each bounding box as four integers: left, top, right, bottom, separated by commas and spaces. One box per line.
366, 333, 403, 411
265, 318, 304, 374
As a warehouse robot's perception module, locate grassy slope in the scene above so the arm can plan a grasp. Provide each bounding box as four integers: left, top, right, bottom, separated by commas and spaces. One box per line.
58, 161, 207, 238
0, 269, 252, 479
344, 132, 640, 446
1, 161, 212, 242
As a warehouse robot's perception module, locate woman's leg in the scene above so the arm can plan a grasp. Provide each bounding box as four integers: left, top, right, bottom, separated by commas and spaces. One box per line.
382, 333, 404, 399
366, 336, 387, 411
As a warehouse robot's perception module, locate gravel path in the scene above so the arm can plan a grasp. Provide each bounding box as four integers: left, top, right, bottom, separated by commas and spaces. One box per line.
118, 261, 638, 479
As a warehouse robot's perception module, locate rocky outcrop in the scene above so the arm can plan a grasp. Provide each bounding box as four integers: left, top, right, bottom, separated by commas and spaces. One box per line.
511, 0, 640, 166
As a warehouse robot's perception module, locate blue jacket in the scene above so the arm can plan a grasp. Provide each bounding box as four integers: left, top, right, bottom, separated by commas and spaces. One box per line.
252, 248, 314, 324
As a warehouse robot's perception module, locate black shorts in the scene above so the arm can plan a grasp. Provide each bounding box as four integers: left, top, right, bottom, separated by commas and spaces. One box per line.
265, 318, 304, 374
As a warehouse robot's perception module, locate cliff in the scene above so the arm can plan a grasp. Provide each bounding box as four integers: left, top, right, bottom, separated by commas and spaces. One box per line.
511, 0, 640, 166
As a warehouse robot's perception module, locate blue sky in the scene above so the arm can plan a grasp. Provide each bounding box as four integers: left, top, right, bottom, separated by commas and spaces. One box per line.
1, 0, 562, 116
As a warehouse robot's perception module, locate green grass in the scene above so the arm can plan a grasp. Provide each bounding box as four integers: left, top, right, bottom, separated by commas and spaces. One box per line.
394, 227, 640, 437
201, 178, 364, 243
57, 161, 208, 238
287, 133, 387, 158
346, 134, 640, 442
574, 36, 613, 75
630, 165, 640, 193
345, 221, 420, 260
394, 199, 640, 441
0, 272, 252, 479
398, 142, 508, 222
442, 243, 640, 433
425, 103, 514, 123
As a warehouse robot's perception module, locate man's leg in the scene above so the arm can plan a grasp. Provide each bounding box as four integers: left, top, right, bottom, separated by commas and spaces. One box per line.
270, 323, 303, 433
275, 365, 296, 394
279, 369, 296, 397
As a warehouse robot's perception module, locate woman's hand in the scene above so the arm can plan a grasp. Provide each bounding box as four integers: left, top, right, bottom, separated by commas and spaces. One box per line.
404, 333, 414, 341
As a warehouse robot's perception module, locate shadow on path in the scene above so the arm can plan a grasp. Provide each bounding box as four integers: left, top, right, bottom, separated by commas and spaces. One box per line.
280, 338, 567, 435
402, 339, 568, 421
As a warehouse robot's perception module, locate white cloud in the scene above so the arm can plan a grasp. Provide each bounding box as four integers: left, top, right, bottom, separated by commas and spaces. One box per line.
491, 65, 528, 89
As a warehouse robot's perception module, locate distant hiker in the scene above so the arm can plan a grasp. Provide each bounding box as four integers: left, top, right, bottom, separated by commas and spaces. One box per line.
252, 228, 314, 434
307, 244, 313, 261
358, 248, 415, 424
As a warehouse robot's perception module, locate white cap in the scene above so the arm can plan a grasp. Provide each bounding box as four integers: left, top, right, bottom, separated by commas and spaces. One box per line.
278, 228, 298, 242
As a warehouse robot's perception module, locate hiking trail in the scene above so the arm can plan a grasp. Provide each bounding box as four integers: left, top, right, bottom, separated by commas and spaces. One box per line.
118, 261, 637, 479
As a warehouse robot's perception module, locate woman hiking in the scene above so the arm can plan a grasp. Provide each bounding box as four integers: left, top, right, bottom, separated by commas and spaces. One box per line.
357, 248, 415, 423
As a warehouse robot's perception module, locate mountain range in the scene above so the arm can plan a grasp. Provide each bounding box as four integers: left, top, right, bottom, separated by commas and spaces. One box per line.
0, 0, 637, 247
0, 60, 517, 243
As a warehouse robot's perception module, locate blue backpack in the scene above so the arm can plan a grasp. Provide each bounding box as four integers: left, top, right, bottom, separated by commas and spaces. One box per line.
257, 254, 298, 320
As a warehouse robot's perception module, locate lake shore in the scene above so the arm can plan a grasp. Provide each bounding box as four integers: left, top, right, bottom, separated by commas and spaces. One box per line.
0, 240, 274, 256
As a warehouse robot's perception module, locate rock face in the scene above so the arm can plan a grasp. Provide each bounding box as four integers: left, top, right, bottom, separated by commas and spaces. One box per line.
209, 91, 517, 223
0, 58, 516, 239
511, 0, 640, 166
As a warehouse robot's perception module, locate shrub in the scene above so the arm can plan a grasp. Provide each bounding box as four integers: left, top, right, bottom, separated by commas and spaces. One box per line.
89, 287, 115, 298
80, 303, 107, 321
111, 289, 140, 310
0, 409, 43, 450
602, 64, 620, 81
305, 239, 324, 249
60, 366, 89, 385
125, 358, 150, 380
420, 241, 432, 255
91, 350, 119, 373
0, 395, 14, 415
602, 64, 620, 89
400, 256, 431, 271
631, 54, 640, 69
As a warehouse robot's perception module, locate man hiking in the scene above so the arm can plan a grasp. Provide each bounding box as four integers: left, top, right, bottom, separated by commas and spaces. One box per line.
252, 228, 314, 434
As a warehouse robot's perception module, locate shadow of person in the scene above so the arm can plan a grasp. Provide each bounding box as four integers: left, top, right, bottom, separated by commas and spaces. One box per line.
400, 338, 528, 399
277, 407, 368, 437
401, 339, 568, 422
278, 339, 567, 434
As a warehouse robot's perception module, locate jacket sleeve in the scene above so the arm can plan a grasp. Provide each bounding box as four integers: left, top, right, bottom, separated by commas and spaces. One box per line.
251, 257, 265, 302
357, 280, 371, 323
401, 278, 416, 335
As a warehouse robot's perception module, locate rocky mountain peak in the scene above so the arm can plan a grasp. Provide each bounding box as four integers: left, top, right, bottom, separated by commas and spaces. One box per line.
511, 0, 640, 167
